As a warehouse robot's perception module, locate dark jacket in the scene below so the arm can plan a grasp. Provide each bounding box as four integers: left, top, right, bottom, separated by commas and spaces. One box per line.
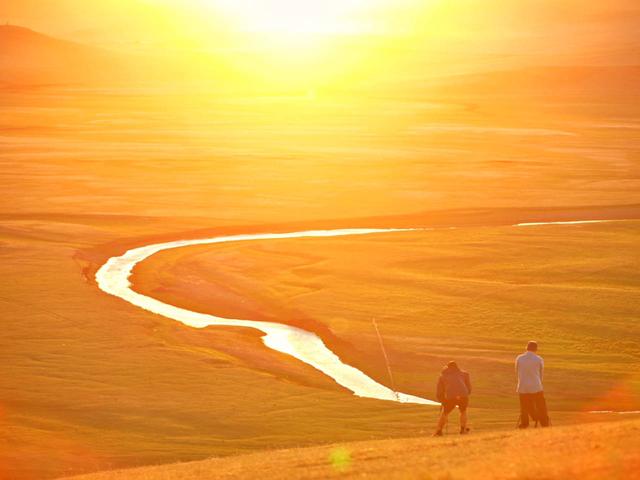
437, 366, 471, 401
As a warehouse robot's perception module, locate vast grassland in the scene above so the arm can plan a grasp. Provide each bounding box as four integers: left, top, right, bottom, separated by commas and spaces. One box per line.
1, 79, 639, 480
3, 80, 640, 222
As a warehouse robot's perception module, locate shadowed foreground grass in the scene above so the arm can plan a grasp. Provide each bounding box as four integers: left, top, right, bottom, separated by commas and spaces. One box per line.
63, 419, 640, 480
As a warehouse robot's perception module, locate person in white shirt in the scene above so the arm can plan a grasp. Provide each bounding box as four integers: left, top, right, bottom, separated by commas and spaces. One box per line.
515, 341, 550, 428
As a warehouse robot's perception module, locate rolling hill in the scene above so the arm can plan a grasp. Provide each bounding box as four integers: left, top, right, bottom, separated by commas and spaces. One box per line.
61, 418, 640, 480
0, 25, 123, 86
437, 65, 640, 100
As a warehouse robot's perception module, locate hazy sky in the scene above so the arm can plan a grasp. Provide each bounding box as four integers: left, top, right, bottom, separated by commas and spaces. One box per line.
2, 0, 639, 57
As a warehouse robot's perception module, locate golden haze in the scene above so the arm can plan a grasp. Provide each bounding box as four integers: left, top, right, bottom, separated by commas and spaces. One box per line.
0, 1, 639, 479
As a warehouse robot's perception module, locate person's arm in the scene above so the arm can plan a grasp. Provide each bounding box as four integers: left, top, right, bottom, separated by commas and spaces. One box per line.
464, 372, 472, 395
540, 357, 544, 382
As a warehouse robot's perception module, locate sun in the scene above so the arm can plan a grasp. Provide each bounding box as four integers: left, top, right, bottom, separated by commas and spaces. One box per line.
147, 0, 426, 87
202, 0, 382, 36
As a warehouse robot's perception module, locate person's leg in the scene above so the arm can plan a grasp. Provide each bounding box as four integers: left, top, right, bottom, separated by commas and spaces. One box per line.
459, 410, 468, 432
518, 394, 531, 428
530, 395, 540, 426
434, 400, 454, 435
459, 397, 469, 433
525, 394, 538, 427
435, 410, 448, 433
534, 392, 550, 427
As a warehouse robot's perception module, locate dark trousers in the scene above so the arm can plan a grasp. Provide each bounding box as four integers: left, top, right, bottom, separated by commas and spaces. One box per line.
519, 391, 549, 428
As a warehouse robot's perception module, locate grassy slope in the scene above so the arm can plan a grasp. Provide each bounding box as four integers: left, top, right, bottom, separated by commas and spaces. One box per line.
63, 419, 640, 480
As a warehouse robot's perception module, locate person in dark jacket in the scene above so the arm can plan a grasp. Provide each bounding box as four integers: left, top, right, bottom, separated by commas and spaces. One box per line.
433, 361, 471, 436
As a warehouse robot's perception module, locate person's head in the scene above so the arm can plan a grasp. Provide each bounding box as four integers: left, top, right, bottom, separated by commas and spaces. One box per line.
526, 341, 538, 352
446, 360, 459, 370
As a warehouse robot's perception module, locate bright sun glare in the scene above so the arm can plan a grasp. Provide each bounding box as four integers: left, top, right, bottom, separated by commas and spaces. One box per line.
150, 0, 424, 84
200, 0, 383, 36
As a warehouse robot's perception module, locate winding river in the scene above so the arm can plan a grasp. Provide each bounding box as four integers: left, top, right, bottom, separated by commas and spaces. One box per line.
96, 228, 438, 405
95, 219, 626, 407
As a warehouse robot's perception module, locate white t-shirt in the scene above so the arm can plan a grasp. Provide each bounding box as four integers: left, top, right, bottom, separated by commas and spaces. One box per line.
515, 351, 544, 394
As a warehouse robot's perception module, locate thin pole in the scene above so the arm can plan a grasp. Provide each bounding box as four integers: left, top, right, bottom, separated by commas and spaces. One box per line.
372, 318, 399, 401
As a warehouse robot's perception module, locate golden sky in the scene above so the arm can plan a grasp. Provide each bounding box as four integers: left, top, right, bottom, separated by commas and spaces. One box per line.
3, 0, 639, 90
3, 0, 639, 55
